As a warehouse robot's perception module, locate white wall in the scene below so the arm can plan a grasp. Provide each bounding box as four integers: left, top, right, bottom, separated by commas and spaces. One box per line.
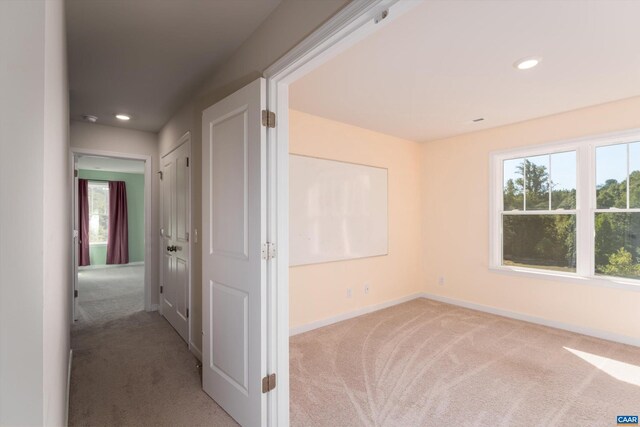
70, 121, 160, 307
43, 0, 71, 423
0, 0, 70, 424
159, 0, 349, 354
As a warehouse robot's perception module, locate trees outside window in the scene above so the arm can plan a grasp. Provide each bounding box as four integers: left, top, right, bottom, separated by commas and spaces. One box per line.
494, 137, 640, 284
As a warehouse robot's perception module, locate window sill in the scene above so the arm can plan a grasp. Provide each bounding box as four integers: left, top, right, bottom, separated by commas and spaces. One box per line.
89, 242, 107, 246
489, 265, 640, 292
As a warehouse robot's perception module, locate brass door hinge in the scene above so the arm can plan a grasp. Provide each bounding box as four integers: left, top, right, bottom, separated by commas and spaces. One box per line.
262, 373, 276, 393
160, 286, 163, 294
261, 110, 276, 128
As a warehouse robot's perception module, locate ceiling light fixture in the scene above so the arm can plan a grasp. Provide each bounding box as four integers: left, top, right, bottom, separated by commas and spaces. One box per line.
82, 114, 98, 123
514, 56, 542, 70
115, 114, 131, 121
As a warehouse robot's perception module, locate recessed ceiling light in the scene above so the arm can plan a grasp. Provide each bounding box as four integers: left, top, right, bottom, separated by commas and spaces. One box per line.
115, 114, 131, 121
514, 57, 542, 70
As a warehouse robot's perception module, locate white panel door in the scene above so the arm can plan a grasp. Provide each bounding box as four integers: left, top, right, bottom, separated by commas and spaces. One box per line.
202, 78, 267, 427
161, 140, 191, 343
72, 157, 79, 321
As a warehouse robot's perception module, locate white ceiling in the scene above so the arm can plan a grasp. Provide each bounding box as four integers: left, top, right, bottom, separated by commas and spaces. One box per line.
66, 0, 281, 132
290, 0, 640, 143
77, 156, 145, 174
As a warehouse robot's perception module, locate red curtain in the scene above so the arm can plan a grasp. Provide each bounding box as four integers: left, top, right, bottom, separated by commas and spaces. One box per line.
78, 179, 90, 266
106, 181, 129, 264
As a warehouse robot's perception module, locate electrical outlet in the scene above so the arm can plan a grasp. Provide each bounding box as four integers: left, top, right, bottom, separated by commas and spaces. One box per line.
438, 276, 445, 286
364, 283, 370, 294
347, 288, 353, 298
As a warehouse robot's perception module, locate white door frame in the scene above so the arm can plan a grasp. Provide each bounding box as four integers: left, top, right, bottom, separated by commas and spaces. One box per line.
70, 147, 154, 313
263, 0, 418, 424
159, 131, 193, 353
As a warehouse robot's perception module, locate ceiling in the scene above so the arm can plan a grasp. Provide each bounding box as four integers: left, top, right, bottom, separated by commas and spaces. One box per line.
77, 156, 145, 174
66, 0, 281, 132
290, 0, 640, 143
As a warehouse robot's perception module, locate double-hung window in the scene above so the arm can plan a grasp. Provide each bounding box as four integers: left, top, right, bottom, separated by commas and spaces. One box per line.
491, 130, 640, 286
88, 181, 109, 244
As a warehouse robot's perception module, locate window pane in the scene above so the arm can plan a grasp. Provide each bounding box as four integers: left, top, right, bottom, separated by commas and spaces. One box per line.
595, 212, 640, 280
524, 155, 549, 210
503, 214, 576, 272
550, 151, 576, 209
630, 142, 640, 209
596, 144, 627, 209
503, 158, 524, 210
88, 182, 109, 243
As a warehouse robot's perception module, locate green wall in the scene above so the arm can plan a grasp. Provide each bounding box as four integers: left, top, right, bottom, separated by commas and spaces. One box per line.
79, 170, 145, 265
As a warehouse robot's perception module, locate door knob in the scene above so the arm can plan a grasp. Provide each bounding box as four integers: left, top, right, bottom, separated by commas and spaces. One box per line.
167, 245, 172, 252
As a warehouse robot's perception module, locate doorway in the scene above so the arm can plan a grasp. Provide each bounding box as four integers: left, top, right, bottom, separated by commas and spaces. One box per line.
71, 149, 153, 323
197, 2, 414, 425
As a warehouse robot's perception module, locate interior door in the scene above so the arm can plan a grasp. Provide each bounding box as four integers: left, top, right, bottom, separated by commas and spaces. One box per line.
161, 140, 191, 343
202, 78, 267, 427
72, 156, 79, 321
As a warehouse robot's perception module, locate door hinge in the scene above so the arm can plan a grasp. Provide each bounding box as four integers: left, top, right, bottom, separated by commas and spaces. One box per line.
74, 169, 78, 178
261, 242, 276, 260
186, 308, 189, 318
74, 290, 78, 298
261, 110, 276, 128
185, 232, 189, 242
160, 286, 163, 294
262, 373, 276, 393
186, 157, 189, 167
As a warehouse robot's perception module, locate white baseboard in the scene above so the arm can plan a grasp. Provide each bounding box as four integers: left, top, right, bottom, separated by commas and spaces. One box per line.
421, 293, 640, 348
190, 343, 202, 362
289, 293, 423, 336
65, 349, 73, 426
79, 261, 144, 271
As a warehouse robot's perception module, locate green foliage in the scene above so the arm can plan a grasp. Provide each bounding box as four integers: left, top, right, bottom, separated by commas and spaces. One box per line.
503, 158, 639, 278
598, 248, 640, 279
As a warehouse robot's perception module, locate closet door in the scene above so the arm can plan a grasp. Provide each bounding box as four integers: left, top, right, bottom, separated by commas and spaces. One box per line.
160, 138, 190, 343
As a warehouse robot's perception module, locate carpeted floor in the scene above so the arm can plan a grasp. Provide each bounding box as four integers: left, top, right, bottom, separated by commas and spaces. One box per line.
69, 265, 237, 426
290, 298, 640, 427
76, 265, 145, 324
70, 279, 640, 427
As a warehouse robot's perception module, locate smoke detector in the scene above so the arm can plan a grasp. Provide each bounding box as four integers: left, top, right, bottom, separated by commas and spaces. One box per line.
82, 114, 98, 123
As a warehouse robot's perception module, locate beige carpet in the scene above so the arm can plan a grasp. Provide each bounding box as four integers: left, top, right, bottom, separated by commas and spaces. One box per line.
290, 298, 640, 427
76, 265, 145, 324
69, 266, 237, 427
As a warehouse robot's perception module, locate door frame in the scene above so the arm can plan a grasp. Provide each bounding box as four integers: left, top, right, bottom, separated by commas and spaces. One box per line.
70, 147, 154, 313
159, 131, 194, 354
263, 0, 418, 424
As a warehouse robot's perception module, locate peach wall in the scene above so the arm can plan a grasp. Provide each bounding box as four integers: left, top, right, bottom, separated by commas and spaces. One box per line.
289, 110, 423, 329
421, 96, 640, 340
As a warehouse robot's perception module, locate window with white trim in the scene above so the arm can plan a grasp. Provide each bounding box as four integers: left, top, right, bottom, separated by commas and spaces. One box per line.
491, 131, 640, 284
88, 181, 109, 245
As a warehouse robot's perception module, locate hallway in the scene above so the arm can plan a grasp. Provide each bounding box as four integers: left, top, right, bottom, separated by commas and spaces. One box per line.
69, 266, 236, 426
